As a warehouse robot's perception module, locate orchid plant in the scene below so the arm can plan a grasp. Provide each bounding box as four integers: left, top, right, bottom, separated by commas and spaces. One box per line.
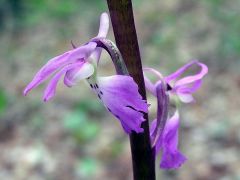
23, 6, 208, 179
144, 61, 208, 169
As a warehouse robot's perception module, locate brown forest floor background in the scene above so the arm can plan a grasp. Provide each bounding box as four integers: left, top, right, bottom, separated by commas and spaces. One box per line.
0, 0, 240, 180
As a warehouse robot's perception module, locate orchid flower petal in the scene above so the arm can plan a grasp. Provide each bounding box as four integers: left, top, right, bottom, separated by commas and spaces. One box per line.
93, 75, 147, 133
143, 67, 165, 96
23, 53, 69, 96
160, 110, 187, 169
67, 42, 97, 63
64, 62, 94, 87
177, 79, 202, 94
164, 60, 198, 83
23, 42, 97, 96
143, 67, 164, 80
176, 92, 195, 103
43, 62, 84, 102
160, 147, 187, 169
97, 12, 109, 38
143, 75, 156, 96
90, 12, 110, 63
174, 62, 208, 87
163, 60, 208, 103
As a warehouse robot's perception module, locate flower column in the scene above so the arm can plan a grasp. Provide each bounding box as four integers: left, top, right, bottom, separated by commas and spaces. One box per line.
106, 0, 156, 180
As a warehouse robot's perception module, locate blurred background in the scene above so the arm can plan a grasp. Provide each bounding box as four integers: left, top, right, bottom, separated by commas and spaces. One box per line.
0, 0, 240, 179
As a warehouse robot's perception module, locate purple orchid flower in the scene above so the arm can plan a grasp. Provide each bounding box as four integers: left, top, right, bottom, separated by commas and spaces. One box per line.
23, 12, 147, 134
144, 60, 208, 169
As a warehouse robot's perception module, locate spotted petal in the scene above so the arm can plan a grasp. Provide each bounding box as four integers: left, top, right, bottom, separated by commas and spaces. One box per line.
92, 75, 148, 133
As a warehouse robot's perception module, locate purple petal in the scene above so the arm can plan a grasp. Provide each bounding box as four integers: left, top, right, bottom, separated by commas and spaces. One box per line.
23, 52, 69, 96
64, 62, 94, 87
164, 60, 198, 83
43, 62, 85, 102
97, 12, 109, 38
143, 67, 164, 96
163, 111, 179, 150
164, 61, 208, 94
176, 80, 202, 94
160, 148, 187, 169
160, 111, 187, 169
144, 75, 156, 96
176, 92, 195, 103
96, 75, 148, 133
174, 62, 208, 88
23, 42, 97, 96
90, 12, 110, 63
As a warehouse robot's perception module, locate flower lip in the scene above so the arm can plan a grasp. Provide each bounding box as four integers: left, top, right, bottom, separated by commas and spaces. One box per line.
159, 110, 187, 169
95, 75, 148, 134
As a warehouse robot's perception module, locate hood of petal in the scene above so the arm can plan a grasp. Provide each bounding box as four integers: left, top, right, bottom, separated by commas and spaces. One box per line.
64, 62, 95, 87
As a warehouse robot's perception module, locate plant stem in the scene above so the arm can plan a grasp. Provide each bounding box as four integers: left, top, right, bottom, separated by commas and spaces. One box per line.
106, 0, 156, 179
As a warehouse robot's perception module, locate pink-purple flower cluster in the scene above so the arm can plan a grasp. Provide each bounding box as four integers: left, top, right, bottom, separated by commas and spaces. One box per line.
23, 12, 208, 170
24, 13, 147, 134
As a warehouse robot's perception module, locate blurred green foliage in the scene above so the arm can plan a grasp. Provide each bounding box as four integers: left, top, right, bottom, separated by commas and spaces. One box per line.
23, 0, 106, 26
0, 0, 107, 30
204, 0, 240, 60
76, 157, 99, 178
111, 140, 124, 157
75, 99, 106, 116
24, 0, 79, 22
63, 109, 100, 143
29, 115, 45, 133
0, 88, 7, 116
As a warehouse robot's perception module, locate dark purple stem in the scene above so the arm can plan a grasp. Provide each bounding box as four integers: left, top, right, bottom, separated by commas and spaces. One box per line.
106, 0, 156, 179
